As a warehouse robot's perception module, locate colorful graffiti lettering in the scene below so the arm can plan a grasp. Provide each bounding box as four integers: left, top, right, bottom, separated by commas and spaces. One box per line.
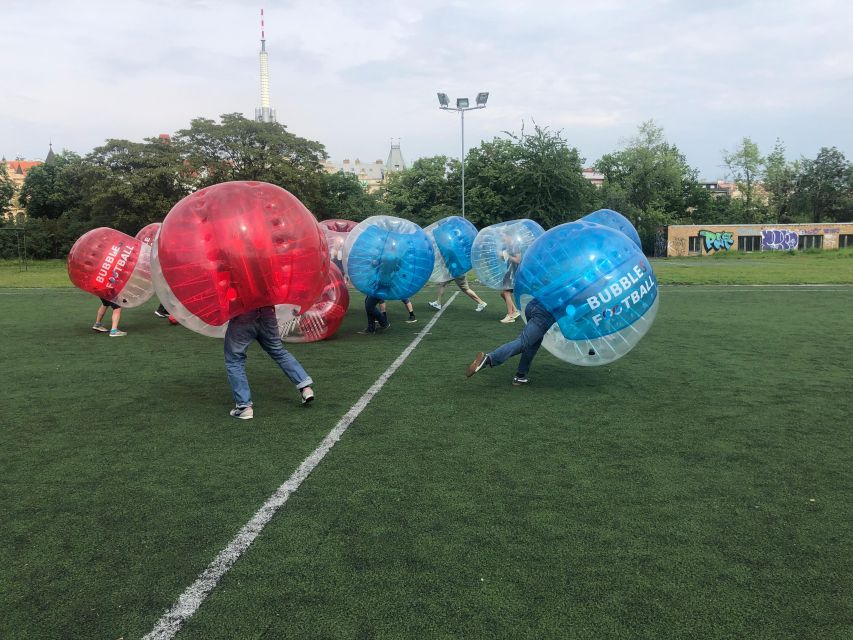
699, 230, 734, 252
761, 229, 798, 251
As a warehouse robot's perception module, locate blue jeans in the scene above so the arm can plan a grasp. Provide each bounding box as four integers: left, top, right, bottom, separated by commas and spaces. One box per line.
487, 298, 556, 375
364, 296, 389, 332
224, 307, 313, 407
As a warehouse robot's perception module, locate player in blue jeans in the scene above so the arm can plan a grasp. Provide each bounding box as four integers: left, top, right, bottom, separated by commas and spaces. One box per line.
224, 306, 314, 419
466, 297, 556, 386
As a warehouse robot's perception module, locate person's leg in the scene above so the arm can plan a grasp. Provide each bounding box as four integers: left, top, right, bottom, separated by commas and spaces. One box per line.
256, 308, 314, 397
110, 308, 122, 331
430, 282, 447, 309
363, 296, 380, 332
456, 276, 486, 308
224, 313, 257, 408
95, 304, 107, 325
516, 301, 556, 376
403, 298, 416, 322
501, 290, 517, 315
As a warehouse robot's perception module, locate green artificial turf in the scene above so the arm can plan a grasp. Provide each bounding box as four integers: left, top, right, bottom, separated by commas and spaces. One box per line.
651, 248, 853, 284
0, 284, 851, 639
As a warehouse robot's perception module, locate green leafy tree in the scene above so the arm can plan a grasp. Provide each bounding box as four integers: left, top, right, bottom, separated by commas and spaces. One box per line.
382, 156, 459, 226
173, 113, 328, 211
794, 147, 852, 223
723, 137, 766, 222
0, 162, 15, 216
314, 171, 388, 221
464, 123, 598, 229
595, 120, 709, 249
81, 137, 190, 233
763, 139, 801, 223
19, 151, 85, 220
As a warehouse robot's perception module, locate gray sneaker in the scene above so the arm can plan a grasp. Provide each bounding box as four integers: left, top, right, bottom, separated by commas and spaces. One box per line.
109, 329, 127, 337
230, 405, 254, 420
429, 301, 442, 310
92, 323, 109, 333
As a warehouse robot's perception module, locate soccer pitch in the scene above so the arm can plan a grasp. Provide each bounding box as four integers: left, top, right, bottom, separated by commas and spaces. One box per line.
1, 284, 851, 639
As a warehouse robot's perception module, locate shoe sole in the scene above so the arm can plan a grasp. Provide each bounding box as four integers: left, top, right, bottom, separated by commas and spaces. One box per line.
466, 352, 486, 377
302, 396, 314, 405
92, 328, 108, 332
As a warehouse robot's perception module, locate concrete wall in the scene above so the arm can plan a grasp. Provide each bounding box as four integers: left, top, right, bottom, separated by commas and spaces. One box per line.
665, 223, 853, 256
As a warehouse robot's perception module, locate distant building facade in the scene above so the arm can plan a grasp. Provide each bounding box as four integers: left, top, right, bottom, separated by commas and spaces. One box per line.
661, 222, 853, 257
323, 140, 407, 193
3, 150, 48, 219
582, 168, 604, 188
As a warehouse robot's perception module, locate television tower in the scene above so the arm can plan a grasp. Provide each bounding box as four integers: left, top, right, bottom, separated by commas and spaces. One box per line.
255, 8, 276, 123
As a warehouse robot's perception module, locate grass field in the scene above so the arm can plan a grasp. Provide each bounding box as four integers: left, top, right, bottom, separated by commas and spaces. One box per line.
4, 249, 853, 288
1, 261, 851, 638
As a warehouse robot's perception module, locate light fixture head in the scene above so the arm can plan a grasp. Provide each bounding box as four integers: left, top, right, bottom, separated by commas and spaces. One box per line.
437, 92, 449, 107
476, 92, 489, 106
456, 97, 469, 109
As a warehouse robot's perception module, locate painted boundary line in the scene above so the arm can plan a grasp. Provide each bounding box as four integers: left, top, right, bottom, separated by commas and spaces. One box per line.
143, 291, 460, 640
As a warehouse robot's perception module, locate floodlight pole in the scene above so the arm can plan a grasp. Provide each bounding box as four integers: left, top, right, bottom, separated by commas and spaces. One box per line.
437, 92, 488, 219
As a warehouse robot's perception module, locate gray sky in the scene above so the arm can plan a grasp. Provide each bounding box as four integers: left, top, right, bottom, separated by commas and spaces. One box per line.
2, 0, 851, 179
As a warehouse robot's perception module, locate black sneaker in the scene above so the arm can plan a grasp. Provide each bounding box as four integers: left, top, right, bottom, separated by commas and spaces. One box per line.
512, 374, 529, 386
405, 315, 417, 323
154, 309, 169, 318
357, 327, 376, 335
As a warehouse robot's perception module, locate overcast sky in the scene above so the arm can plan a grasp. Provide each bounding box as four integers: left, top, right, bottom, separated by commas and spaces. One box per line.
2, 0, 851, 179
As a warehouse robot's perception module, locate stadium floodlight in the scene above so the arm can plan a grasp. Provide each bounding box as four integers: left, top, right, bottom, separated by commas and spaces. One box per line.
434, 91, 490, 218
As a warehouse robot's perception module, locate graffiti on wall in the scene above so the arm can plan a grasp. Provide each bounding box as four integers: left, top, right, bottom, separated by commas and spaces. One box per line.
699, 230, 734, 252
761, 229, 798, 251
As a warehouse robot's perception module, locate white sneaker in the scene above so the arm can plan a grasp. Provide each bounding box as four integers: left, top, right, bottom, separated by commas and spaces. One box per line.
500, 314, 516, 323
429, 301, 442, 310
475, 302, 487, 312
230, 405, 253, 420
301, 387, 315, 405
509, 310, 521, 320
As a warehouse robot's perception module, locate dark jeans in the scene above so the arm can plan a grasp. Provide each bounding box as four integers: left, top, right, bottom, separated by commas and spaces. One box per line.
224, 307, 313, 407
364, 296, 390, 332
487, 298, 556, 375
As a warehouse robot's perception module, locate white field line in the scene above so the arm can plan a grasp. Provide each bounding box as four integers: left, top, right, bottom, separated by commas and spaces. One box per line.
143, 291, 460, 640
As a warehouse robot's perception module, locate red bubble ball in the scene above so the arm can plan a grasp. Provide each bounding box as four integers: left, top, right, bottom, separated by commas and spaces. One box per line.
277, 263, 350, 342
67, 227, 154, 307
152, 181, 329, 336
135, 222, 161, 247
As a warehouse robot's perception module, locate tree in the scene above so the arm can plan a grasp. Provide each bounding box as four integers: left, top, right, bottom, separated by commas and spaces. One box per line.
795, 147, 852, 223
723, 137, 765, 221
595, 120, 709, 248
19, 151, 85, 220
763, 139, 800, 222
172, 113, 328, 211
0, 162, 14, 216
81, 137, 190, 233
458, 123, 599, 228
313, 171, 388, 221
382, 156, 459, 226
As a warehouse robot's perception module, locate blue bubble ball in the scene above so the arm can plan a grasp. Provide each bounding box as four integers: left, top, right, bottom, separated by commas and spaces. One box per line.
343, 216, 434, 300
471, 219, 544, 290
514, 220, 659, 366
424, 216, 478, 282
580, 209, 641, 248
